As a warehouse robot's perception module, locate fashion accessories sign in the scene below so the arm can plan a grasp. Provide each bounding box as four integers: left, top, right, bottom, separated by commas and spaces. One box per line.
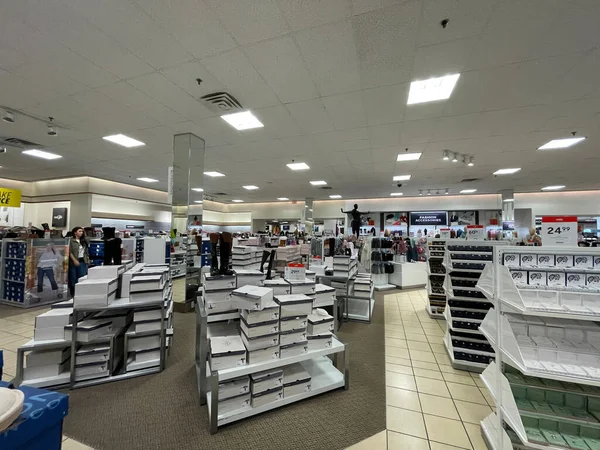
409, 211, 448, 226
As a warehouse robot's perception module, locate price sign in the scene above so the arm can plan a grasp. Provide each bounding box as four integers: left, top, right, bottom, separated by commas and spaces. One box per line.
440, 228, 451, 239
466, 225, 485, 240
541, 216, 577, 246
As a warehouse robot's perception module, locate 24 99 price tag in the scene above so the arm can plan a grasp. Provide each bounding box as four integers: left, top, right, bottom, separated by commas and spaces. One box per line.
541, 216, 577, 246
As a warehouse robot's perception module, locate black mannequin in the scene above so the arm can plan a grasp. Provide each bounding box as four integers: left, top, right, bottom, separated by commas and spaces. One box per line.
341, 204, 370, 238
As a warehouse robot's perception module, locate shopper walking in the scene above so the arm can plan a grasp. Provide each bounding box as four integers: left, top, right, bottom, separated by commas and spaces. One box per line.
341, 204, 370, 238
37, 243, 61, 296
68, 226, 89, 296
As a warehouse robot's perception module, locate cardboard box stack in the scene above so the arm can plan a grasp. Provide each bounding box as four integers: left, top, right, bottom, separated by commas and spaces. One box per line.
202, 273, 237, 315
332, 255, 358, 279
306, 309, 334, 351
232, 246, 263, 271
274, 294, 312, 358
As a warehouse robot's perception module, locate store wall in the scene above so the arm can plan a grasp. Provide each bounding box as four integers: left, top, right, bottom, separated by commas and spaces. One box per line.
23, 201, 71, 230
515, 191, 600, 216
91, 194, 170, 222
227, 201, 304, 220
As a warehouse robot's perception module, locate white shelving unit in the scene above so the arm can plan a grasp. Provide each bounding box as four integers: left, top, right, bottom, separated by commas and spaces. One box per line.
481, 246, 600, 450
426, 238, 447, 319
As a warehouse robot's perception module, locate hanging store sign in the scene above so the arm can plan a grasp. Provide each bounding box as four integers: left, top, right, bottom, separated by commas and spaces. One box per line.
52, 207, 68, 228
541, 216, 577, 246
0, 188, 21, 207
466, 225, 485, 240
409, 211, 448, 226
167, 166, 174, 203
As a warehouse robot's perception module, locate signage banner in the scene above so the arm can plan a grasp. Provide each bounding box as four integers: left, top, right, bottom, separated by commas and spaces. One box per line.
440, 228, 451, 239
126, 225, 144, 230
409, 211, 448, 226
541, 216, 577, 246
0, 188, 21, 207
466, 225, 485, 240
52, 207, 68, 228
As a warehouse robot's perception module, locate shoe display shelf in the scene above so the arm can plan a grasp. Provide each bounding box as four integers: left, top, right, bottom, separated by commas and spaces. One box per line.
442, 241, 507, 373
194, 302, 348, 434
479, 246, 600, 450
426, 238, 447, 319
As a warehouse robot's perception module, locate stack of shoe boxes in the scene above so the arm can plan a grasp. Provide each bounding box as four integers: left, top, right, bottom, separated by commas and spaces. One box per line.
250, 368, 283, 408
33, 308, 73, 341
73, 265, 125, 307
23, 347, 71, 382
332, 255, 358, 279
282, 363, 312, 398
232, 247, 262, 271
235, 269, 266, 288
274, 294, 313, 358
306, 309, 334, 350
263, 279, 291, 296
218, 374, 252, 415
286, 278, 316, 304
314, 284, 335, 308
4, 241, 27, 303
202, 273, 237, 315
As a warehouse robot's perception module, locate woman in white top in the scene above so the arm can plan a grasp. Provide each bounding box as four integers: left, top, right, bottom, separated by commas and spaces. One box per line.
68, 226, 90, 296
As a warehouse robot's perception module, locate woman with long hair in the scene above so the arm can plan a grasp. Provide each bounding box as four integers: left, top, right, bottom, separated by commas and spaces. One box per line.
68, 226, 89, 296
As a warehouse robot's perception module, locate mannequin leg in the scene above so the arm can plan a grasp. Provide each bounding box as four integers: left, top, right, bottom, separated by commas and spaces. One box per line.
219, 232, 234, 275
209, 233, 219, 276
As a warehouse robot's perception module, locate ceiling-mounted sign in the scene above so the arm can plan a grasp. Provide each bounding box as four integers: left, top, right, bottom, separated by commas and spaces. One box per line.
167, 166, 174, 204
0, 188, 21, 207
409, 211, 448, 226
126, 225, 144, 230
541, 216, 577, 246
51, 207, 68, 228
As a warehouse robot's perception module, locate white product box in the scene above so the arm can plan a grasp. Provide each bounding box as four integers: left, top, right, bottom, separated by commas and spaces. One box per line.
251, 386, 283, 408
240, 318, 279, 338
595, 256, 600, 268
219, 376, 250, 400
120, 264, 145, 298
279, 316, 308, 332
250, 369, 283, 394
232, 246, 253, 255
130, 285, 167, 303
555, 255, 574, 268
574, 255, 594, 268
64, 320, 113, 342
246, 344, 280, 364
314, 284, 335, 308
134, 320, 162, 333
26, 348, 70, 367
279, 341, 308, 358
284, 265, 306, 282
286, 279, 316, 295
209, 335, 247, 370
240, 301, 279, 324
537, 254, 555, 267
567, 273, 586, 287
307, 333, 333, 350
547, 272, 566, 287
203, 287, 235, 303
130, 274, 166, 292
23, 359, 70, 380
274, 294, 313, 318
520, 254, 537, 268
354, 279, 371, 291
279, 328, 307, 346
87, 265, 125, 280
586, 274, 600, 288
203, 274, 236, 290
74, 291, 118, 308
127, 334, 161, 352
235, 270, 266, 288
75, 361, 109, 380
307, 310, 334, 335
284, 378, 312, 397
503, 253, 520, 266
232, 286, 274, 311
35, 308, 73, 329
241, 331, 279, 352
528, 271, 547, 286
219, 392, 251, 415
510, 270, 528, 284
332, 256, 351, 267
34, 326, 66, 342
310, 265, 327, 276
204, 299, 237, 315
134, 308, 162, 322
76, 344, 110, 365
283, 364, 312, 397
131, 347, 161, 364
262, 279, 291, 296
305, 270, 316, 281
74, 278, 118, 306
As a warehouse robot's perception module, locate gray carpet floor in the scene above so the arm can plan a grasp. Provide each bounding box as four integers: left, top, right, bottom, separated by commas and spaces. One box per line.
62, 296, 386, 450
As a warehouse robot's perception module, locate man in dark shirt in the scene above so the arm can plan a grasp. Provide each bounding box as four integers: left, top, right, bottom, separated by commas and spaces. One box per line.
341, 204, 370, 238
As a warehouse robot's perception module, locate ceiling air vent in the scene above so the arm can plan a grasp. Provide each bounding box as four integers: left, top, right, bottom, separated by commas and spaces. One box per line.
0, 137, 41, 148
200, 92, 243, 113
320, 186, 333, 190
460, 178, 480, 183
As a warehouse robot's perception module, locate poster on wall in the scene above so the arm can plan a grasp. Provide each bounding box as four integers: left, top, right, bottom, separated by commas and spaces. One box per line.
52, 207, 68, 228
449, 211, 476, 226
188, 214, 203, 228
409, 211, 448, 226
0, 205, 24, 227
25, 239, 69, 305
384, 212, 408, 226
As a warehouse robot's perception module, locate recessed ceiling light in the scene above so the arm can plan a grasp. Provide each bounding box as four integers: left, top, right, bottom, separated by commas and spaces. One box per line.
22, 149, 62, 160
310, 180, 327, 186
231, 199, 244, 203
419, 190, 422, 196
396, 152, 422, 162
390, 193, 403, 196
287, 162, 310, 170
467, 157, 474, 167
221, 111, 264, 131
493, 168, 521, 175
459, 189, 477, 194
137, 177, 158, 183
538, 137, 585, 150
277, 197, 289, 201
393, 175, 411, 181
503, 199, 514, 202
541, 185, 566, 191
445, 189, 449, 195
427, 190, 431, 196
204, 171, 225, 177
102, 134, 145, 148
243, 185, 259, 190
407, 73, 460, 105
329, 195, 342, 199
194, 200, 203, 204
442, 150, 450, 161
305, 205, 308, 208
309, 209, 313, 212
191, 188, 204, 192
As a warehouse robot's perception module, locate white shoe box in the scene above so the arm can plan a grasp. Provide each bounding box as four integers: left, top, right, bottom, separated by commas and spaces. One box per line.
219, 392, 251, 415
128, 334, 161, 352
247, 344, 280, 364
307, 310, 334, 335
232, 286, 273, 311
203, 274, 236, 290
575, 255, 594, 268
279, 341, 308, 358
120, 264, 145, 298
274, 294, 313, 318
219, 376, 250, 400
87, 265, 125, 279
282, 363, 311, 397
76, 344, 110, 365
24, 359, 70, 380
241, 330, 279, 352
130, 274, 166, 292
284, 378, 312, 397
203, 287, 234, 303
75, 361, 109, 380
286, 279, 316, 295
263, 279, 292, 296
528, 271, 547, 286
134, 320, 162, 333
34, 326, 66, 342
537, 255, 555, 267
240, 318, 279, 338
548, 272, 566, 287
241, 301, 279, 324
250, 369, 283, 394
567, 273, 586, 287
305, 270, 316, 281
26, 348, 70, 367
134, 308, 162, 322
511, 270, 527, 284
280, 316, 307, 332
74, 278, 118, 307
279, 328, 307, 346
64, 320, 113, 343
74, 291, 118, 308
204, 298, 237, 315
251, 386, 283, 408
354, 279, 371, 291
235, 270, 266, 288
131, 348, 161, 363
555, 255, 574, 268
307, 333, 333, 350
520, 254, 537, 268
209, 335, 247, 370
35, 308, 73, 329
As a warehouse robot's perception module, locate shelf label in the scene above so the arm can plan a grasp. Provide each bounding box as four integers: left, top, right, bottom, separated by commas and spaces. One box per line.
541, 216, 577, 246
466, 225, 484, 240
440, 228, 451, 239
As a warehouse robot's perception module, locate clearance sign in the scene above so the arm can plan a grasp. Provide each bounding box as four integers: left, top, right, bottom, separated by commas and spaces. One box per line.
0, 188, 22, 207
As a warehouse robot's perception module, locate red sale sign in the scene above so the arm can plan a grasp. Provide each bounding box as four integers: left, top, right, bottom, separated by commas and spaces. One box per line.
541, 216, 577, 246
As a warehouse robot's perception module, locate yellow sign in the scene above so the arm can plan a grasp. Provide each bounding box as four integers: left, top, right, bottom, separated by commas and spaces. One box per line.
0, 188, 21, 207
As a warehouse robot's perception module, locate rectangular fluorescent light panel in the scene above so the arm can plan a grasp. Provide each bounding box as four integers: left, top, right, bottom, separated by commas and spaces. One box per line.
204, 171, 225, 177
390, 193, 403, 196
393, 175, 411, 181
407, 74, 460, 105
396, 152, 422, 161
191, 188, 203, 192
232, 199, 244, 203
221, 111, 264, 131
22, 149, 62, 160
329, 195, 342, 199
194, 200, 203, 204
459, 189, 477, 194
493, 168, 521, 175
538, 137, 585, 150
102, 134, 145, 148
277, 197, 289, 201
542, 185, 566, 191
243, 185, 259, 190
310, 180, 327, 186
287, 162, 310, 170
137, 177, 158, 183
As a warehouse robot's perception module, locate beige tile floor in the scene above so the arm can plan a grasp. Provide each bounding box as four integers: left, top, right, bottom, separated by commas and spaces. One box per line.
347, 289, 494, 450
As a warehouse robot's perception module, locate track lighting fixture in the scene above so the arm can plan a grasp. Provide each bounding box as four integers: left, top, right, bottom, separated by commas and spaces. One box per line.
47, 117, 57, 136
442, 150, 450, 161
445, 189, 449, 195
436, 190, 440, 195
419, 190, 422, 196
2, 110, 15, 123
468, 156, 474, 166
427, 189, 431, 196
451, 153, 458, 163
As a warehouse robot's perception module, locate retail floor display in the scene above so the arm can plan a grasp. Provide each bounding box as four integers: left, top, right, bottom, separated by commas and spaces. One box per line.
427, 238, 447, 319
479, 246, 600, 450
442, 241, 507, 373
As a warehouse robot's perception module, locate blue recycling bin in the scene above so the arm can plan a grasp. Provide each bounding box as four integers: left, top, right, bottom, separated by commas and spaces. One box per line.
0, 381, 69, 450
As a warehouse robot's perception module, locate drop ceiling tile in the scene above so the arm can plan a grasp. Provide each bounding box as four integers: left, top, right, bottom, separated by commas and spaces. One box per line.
0, 71, 59, 108
412, 37, 478, 80
161, 61, 225, 99
363, 83, 406, 126
397, 118, 438, 145
368, 124, 402, 148
351, 0, 407, 15
540, 49, 600, 104
253, 106, 304, 139
371, 146, 401, 163
277, 0, 352, 30
323, 91, 368, 130
286, 98, 334, 134
12, 64, 88, 96
337, 127, 369, 143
